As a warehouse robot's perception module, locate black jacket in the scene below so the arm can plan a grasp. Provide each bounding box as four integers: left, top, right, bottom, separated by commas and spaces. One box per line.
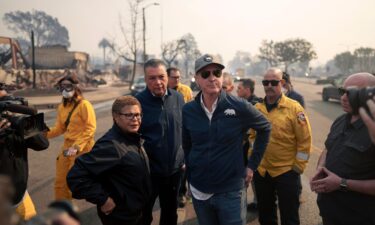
0, 133, 49, 205
135, 88, 184, 176
67, 124, 152, 222
247, 94, 263, 105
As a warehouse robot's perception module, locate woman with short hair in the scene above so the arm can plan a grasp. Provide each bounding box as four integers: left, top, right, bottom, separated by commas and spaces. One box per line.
67, 96, 152, 225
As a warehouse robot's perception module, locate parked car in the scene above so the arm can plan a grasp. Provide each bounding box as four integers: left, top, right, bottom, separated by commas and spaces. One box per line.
322, 76, 348, 101
130, 77, 146, 96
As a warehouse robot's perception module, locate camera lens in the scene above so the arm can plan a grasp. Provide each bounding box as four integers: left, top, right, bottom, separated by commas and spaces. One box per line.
348, 87, 375, 115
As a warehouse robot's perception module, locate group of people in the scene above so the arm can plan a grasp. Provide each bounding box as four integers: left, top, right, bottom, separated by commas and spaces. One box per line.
1, 53, 375, 225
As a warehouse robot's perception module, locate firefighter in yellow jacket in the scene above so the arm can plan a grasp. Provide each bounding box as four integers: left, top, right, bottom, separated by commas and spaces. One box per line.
253, 68, 312, 225
167, 67, 193, 103
47, 74, 96, 200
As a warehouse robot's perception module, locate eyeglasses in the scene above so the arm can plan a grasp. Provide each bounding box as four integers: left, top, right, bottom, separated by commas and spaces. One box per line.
338, 87, 348, 96
200, 70, 222, 79
118, 112, 142, 120
262, 80, 280, 86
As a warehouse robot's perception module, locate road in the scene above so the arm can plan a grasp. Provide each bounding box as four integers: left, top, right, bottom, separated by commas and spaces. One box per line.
27, 79, 344, 225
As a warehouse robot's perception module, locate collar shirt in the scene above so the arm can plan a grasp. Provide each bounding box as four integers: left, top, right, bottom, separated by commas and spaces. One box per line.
200, 93, 218, 121
318, 114, 375, 224
188, 93, 219, 200
325, 114, 375, 180
151, 89, 168, 100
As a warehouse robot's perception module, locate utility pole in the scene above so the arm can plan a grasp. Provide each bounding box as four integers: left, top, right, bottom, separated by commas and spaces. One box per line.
143, 7, 146, 63
142, 2, 160, 63
31, 31, 36, 89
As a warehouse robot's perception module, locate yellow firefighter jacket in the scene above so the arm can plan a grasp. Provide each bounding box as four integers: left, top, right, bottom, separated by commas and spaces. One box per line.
176, 83, 193, 103
254, 94, 312, 177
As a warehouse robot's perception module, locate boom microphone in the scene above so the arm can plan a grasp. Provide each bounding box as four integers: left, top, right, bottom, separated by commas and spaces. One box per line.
0, 102, 37, 115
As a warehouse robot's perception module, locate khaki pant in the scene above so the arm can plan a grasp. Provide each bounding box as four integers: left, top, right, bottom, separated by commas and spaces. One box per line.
15, 191, 37, 220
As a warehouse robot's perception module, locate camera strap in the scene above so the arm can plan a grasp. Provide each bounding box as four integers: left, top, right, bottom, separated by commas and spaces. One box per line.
64, 100, 81, 129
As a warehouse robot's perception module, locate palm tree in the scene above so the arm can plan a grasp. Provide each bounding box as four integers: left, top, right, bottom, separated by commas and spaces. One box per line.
98, 38, 111, 66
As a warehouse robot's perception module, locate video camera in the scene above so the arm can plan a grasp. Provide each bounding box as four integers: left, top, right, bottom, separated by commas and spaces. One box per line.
347, 87, 375, 115
0, 94, 47, 140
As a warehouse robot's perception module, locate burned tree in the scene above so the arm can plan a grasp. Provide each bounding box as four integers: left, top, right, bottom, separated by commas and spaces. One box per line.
110, 0, 144, 89
3, 10, 70, 48
161, 39, 185, 68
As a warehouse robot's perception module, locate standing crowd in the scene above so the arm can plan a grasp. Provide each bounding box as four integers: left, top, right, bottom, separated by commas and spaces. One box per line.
1, 53, 375, 225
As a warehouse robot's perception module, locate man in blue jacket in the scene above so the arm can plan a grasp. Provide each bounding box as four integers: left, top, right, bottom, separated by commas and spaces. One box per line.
182, 54, 271, 225
135, 59, 185, 225
282, 72, 305, 108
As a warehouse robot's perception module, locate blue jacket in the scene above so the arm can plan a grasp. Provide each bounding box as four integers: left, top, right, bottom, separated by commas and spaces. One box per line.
136, 88, 185, 176
182, 91, 271, 193
287, 90, 305, 108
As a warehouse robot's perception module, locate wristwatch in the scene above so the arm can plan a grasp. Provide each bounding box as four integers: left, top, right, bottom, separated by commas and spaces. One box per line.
340, 178, 348, 191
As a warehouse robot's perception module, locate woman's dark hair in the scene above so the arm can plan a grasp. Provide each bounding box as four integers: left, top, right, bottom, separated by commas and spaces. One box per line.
57, 74, 83, 106
112, 96, 141, 115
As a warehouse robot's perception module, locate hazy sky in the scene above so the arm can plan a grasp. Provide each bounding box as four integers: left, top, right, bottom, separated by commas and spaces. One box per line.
1, 0, 374, 66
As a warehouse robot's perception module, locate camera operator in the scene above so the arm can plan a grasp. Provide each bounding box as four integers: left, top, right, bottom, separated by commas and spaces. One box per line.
0, 85, 49, 221
310, 73, 375, 225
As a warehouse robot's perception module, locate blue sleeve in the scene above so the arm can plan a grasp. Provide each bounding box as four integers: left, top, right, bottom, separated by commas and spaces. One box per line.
182, 107, 192, 166
241, 102, 271, 171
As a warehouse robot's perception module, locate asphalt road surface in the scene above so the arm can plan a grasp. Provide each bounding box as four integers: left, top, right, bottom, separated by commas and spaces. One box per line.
27, 78, 342, 225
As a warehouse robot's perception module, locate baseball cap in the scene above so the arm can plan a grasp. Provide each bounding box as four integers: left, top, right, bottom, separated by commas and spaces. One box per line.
195, 54, 225, 73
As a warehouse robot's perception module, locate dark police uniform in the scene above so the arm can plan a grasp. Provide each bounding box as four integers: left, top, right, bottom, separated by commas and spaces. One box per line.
318, 114, 375, 225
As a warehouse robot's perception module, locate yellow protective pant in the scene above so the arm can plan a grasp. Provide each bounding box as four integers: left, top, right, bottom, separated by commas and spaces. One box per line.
55, 137, 93, 201
55, 152, 76, 200
15, 191, 37, 220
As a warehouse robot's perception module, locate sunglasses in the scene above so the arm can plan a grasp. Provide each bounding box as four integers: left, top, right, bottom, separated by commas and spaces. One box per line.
118, 112, 142, 120
200, 69, 222, 79
338, 87, 348, 96
262, 80, 281, 86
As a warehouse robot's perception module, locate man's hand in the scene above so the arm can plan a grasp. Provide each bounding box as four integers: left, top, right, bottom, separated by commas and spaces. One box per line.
63, 146, 78, 157
245, 168, 254, 187
101, 197, 116, 215
359, 98, 375, 144
310, 167, 341, 193
310, 167, 325, 191
0, 118, 11, 132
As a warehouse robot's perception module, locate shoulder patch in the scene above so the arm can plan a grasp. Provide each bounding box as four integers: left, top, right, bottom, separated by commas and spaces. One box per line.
297, 111, 306, 123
